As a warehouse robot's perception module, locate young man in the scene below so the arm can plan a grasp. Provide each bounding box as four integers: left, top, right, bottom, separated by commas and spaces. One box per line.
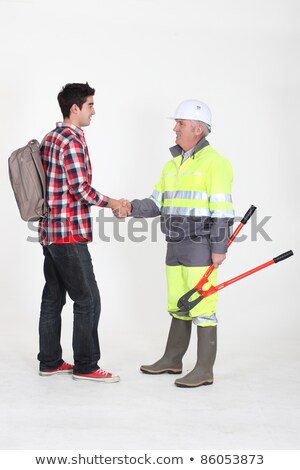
115, 100, 234, 388
38, 82, 121, 382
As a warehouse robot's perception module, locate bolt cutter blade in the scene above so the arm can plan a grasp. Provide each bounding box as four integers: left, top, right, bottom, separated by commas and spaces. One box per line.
176, 288, 203, 314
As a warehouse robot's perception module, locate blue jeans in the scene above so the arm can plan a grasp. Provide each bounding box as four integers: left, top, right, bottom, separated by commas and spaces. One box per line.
38, 243, 101, 374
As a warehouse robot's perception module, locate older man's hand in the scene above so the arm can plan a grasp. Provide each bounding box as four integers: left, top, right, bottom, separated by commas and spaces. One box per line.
113, 199, 132, 218
211, 252, 226, 269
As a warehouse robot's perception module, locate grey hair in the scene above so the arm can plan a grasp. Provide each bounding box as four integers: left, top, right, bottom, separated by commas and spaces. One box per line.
191, 120, 211, 137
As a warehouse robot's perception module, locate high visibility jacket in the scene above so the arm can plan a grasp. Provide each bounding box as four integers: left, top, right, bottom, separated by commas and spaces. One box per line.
131, 138, 234, 253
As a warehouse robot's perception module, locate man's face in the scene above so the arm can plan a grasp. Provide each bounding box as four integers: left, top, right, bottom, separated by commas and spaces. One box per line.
77, 96, 96, 127
173, 119, 201, 151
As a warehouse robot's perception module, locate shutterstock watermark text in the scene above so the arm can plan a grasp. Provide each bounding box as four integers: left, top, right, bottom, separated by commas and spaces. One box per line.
26, 209, 272, 243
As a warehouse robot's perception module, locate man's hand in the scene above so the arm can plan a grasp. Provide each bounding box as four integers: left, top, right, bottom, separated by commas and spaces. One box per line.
211, 252, 226, 269
107, 198, 124, 211
112, 199, 132, 218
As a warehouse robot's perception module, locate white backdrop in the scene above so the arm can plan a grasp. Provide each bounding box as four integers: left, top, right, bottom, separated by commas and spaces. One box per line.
0, 0, 299, 452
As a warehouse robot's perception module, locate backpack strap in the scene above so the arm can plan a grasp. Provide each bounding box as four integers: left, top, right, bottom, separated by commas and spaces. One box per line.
28, 139, 48, 215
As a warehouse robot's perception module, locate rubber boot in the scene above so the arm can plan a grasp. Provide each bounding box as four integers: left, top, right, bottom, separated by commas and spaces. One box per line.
175, 325, 217, 387
140, 317, 192, 374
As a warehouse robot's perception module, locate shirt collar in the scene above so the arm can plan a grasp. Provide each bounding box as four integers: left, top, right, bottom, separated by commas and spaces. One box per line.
57, 121, 85, 138
182, 147, 194, 162
169, 137, 209, 159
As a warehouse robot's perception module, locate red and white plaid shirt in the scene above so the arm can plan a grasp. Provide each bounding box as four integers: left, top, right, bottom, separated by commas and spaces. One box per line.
39, 122, 109, 245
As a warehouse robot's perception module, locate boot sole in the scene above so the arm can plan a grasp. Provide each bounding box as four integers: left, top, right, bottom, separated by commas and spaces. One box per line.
175, 379, 213, 388
140, 368, 182, 375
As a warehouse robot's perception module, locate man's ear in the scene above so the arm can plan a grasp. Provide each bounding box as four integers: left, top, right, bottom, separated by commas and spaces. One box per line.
70, 103, 79, 115
195, 123, 204, 137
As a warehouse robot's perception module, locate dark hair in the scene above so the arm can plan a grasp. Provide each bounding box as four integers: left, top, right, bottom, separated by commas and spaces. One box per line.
57, 82, 95, 118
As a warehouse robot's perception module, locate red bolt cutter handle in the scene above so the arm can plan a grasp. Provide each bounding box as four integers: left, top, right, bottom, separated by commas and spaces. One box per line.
197, 250, 293, 297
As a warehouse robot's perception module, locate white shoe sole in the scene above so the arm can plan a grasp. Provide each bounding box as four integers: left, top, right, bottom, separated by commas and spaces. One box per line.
72, 375, 120, 383
39, 370, 73, 376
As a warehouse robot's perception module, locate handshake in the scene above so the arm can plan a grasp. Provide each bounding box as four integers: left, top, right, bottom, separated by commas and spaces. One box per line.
110, 199, 132, 218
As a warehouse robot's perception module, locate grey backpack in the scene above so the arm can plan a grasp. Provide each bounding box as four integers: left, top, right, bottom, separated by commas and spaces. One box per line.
8, 139, 48, 221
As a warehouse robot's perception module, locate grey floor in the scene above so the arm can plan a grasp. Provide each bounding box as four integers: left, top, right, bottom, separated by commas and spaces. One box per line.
1, 324, 299, 450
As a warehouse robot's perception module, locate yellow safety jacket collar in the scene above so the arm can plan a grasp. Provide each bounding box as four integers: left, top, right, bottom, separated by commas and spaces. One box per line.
169, 138, 209, 159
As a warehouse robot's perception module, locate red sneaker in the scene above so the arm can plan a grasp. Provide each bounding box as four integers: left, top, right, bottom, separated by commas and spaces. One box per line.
72, 368, 120, 383
39, 361, 74, 376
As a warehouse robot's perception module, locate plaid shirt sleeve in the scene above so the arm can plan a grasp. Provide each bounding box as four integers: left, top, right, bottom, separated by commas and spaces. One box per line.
63, 139, 109, 207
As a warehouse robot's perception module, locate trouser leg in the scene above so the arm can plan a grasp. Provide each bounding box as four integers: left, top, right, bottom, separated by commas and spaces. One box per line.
38, 246, 66, 371
166, 264, 218, 325
70, 244, 101, 374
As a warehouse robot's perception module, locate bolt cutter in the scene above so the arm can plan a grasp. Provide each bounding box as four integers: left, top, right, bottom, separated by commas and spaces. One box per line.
177, 205, 294, 313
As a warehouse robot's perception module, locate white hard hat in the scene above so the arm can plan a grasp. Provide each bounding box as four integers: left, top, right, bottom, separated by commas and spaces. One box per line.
170, 99, 212, 127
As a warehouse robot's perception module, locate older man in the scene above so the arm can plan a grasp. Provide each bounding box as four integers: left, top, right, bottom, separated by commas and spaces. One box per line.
117, 100, 234, 388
